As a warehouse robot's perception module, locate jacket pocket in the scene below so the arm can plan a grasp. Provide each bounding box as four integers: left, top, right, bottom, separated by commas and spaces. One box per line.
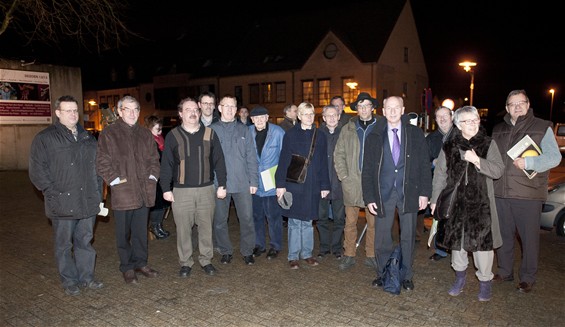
46, 192, 74, 217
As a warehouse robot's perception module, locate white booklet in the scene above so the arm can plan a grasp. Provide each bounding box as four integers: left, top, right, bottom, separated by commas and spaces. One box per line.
506, 135, 542, 179
260, 165, 278, 191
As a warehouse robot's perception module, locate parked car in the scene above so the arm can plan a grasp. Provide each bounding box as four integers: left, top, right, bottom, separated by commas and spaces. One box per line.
554, 123, 565, 153
541, 177, 565, 236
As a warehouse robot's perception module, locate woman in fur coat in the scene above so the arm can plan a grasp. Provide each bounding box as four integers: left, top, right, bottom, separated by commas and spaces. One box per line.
430, 106, 504, 302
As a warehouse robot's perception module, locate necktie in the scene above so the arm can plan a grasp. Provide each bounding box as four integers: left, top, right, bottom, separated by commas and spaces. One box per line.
392, 128, 400, 165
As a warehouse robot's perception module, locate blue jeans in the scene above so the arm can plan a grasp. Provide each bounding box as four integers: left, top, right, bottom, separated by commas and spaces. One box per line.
51, 216, 97, 287
287, 218, 314, 261
252, 194, 283, 251
213, 192, 255, 256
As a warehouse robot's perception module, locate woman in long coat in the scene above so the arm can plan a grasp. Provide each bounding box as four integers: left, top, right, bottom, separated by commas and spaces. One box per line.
431, 106, 504, 302
275, 102, 330, 269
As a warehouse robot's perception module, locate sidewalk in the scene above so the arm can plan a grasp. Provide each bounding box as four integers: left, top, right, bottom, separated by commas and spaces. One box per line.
1, 170, 563, 327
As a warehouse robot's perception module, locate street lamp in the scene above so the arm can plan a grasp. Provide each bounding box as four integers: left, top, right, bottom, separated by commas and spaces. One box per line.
459, 61, 477, 106
549, 89, 555, 121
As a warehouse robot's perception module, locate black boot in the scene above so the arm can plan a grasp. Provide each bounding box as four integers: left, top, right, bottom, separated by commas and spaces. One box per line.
150, 224, 168, 240
157, 223, 170, 238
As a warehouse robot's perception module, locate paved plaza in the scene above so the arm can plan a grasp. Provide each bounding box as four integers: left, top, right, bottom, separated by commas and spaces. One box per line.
1, 170, 563, 327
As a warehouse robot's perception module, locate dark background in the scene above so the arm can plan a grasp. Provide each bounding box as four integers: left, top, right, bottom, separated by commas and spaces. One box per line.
4, 0, 564, 122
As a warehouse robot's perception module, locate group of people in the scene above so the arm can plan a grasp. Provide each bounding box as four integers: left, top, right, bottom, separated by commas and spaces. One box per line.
29, 89, 560, 302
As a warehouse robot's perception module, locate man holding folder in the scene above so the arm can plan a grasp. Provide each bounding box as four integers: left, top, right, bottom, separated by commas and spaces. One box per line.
249, 106, 286, 259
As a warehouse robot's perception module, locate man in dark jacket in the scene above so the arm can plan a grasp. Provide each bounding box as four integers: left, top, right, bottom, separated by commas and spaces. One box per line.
160, 97, 227, 278
492, 89, 561, 293
96, 96, 161, 284
425, 106, 454, 261
362, 96, 432, 292
317, 105, 345, 259
29, 95, 104, 296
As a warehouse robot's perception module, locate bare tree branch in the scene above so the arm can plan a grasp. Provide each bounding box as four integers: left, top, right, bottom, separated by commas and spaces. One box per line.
0, 0, 138, 53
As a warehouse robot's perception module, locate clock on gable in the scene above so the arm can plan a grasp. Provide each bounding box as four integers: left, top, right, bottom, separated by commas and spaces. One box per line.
323, 43, 338, 59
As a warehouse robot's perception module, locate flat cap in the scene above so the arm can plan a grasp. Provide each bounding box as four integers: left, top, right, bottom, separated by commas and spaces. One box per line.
250, 106, 269, 117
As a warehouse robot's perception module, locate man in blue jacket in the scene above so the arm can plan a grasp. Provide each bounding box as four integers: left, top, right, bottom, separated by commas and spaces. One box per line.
29, 95, 104, 296
249, 106, 285, 259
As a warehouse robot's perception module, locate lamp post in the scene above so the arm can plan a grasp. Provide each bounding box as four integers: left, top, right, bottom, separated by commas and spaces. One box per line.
459, 61, 477, 106
549, 89, 555, 121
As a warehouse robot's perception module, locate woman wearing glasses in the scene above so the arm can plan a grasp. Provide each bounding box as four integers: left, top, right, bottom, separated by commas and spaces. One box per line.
430, 106, 504, 302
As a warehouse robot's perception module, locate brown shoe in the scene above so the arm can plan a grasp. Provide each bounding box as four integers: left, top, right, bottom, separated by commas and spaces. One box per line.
289, 260, 300, 269
304, 257, 319, 266
123, 270, 138, 284
134, 266, 159, 278
517, 281, 533, 293
493, 274, 514, 282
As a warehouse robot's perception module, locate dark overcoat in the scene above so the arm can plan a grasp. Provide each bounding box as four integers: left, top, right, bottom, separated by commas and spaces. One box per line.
275, 125, 330, 220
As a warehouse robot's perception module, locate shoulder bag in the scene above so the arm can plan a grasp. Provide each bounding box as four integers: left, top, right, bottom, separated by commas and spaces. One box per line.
286, 128, 317, 184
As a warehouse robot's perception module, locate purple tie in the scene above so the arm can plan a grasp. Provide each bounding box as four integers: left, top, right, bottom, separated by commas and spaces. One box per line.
392, 128, 400, 165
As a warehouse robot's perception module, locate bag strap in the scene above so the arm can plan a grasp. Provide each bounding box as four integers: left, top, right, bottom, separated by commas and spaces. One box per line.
455, 161, 467, 186
306, 128, 317, 163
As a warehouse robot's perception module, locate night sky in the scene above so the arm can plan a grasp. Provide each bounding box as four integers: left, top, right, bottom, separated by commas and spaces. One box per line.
4, 0, 564, 122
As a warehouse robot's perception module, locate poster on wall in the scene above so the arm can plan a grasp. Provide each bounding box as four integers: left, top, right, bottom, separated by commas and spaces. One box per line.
0, 69, 51, 124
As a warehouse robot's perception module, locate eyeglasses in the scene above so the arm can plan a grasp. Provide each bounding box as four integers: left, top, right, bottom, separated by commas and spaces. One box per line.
460, 118, 480, 126
58, 109, 78, 114
357, 104, 373, 110
506, 100, 528, 108
121, 107, 140, 114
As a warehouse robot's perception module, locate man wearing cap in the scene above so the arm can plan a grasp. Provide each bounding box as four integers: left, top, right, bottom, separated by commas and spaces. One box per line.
334, 92, 381, 270
362, 95, 432, 291
249, 106, 285, 260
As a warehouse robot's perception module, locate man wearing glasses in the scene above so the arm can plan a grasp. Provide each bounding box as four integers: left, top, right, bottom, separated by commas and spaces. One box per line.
29, 95, 104, 296
492, 89, 561, 293
334, 92, 380, 270
211, 95, 259, 266
198, 92, 219, 127
97, 95, 161, 284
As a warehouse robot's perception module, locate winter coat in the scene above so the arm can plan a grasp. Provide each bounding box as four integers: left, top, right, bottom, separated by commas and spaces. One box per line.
210, 120, 258, 192
275, 125, 330, 220
278, 116, 295, 132
96, 118, 160, 210
319, 124, 343, 200
250, 123, 285, 197
29, 121, 101, 220
431, 127, 505, 251
334, 116, 378, 206
361, 115, 432, 217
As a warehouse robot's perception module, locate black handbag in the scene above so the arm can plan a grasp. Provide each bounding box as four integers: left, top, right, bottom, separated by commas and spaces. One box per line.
286, 128, 317, 184
435, 165, 466, 221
